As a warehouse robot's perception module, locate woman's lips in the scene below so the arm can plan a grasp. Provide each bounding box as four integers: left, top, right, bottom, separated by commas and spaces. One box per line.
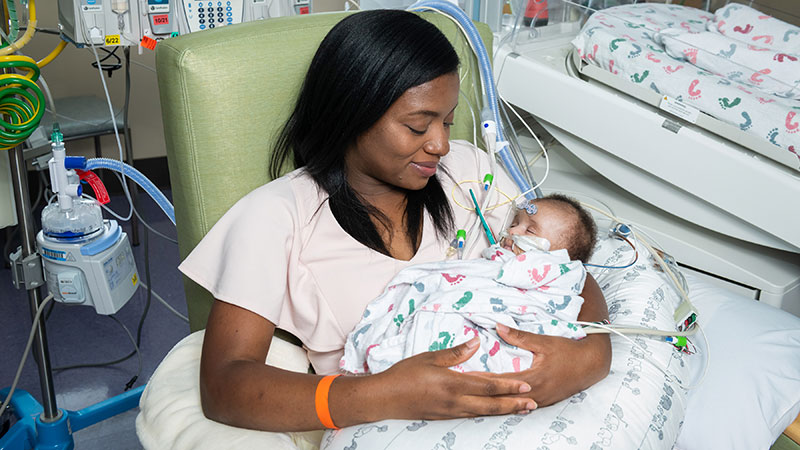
411, 161, 438, 177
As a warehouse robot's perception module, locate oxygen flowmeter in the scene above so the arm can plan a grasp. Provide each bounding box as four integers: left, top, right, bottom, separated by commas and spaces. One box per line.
35, 125, 139, 315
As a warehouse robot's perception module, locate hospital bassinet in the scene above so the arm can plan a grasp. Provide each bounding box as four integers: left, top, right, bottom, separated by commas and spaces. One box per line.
137, 7, 800, 450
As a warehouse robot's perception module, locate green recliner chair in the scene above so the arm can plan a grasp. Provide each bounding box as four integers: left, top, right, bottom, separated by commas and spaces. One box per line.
156, 11, 493, 333
136, 11, 494, 449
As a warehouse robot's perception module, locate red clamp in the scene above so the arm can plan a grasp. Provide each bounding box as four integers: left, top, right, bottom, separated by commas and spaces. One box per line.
75, 169, 110, 205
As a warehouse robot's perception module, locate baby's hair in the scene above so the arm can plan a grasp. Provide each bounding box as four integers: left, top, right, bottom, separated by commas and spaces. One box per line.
538, 194, 597, 262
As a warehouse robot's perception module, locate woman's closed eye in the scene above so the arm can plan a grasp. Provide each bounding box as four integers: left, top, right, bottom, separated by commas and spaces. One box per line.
407, 126, 427, 135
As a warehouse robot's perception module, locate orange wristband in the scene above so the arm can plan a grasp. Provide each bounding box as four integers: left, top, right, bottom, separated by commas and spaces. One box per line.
315, 374, 341, 429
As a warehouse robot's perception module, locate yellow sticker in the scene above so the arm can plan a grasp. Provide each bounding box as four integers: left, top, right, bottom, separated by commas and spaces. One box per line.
105, 35, 121, 46
132, 273, 138, 285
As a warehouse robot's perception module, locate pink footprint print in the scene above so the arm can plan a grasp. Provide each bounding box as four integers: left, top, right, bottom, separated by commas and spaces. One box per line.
463, 326, 479, 339
688, 79, 702, 100
646, 52, 661, 63
787, 112, 799, 134
586, 44, 599, 61
488, 341, 501, 356
529, 264, 551, 283
664, 65, 684, 74
683, 48, 698, 64
442, 273, 465, 285
512, 357, 521, 372
609, 60, 619, 74
752, 35, 774, 45
750, 68, 770, 85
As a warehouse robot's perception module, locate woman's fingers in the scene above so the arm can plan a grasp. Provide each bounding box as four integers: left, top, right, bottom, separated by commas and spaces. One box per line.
457, 395, 537, 417
428, 336, 480, 367
496, 322, 552, 352
424, 338, 532, 395
458, 370, 532, 396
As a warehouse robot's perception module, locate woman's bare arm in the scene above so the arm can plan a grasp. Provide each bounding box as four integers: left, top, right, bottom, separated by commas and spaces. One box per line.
200, 300, 538, 431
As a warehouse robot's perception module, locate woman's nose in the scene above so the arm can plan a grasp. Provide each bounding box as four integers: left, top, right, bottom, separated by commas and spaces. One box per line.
424, 126, 450, 155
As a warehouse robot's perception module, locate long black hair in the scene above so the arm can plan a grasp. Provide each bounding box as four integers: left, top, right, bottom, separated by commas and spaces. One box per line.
270, 10, 459, 256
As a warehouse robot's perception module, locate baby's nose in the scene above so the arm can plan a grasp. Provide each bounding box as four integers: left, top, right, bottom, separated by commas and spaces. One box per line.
507, 224, 526, 235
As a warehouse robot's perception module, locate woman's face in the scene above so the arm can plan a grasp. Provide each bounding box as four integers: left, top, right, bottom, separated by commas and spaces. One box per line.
345, 72, 460, 196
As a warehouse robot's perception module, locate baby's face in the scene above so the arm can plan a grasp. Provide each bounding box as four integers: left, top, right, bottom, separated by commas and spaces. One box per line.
500, 201, 572, 255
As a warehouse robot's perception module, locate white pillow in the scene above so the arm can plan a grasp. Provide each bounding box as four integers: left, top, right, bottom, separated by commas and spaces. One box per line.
322, 237, 692, 449
675, 276, 800, 450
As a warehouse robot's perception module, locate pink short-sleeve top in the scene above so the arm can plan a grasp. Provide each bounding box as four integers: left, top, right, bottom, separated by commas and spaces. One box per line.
179, 140, 518, 374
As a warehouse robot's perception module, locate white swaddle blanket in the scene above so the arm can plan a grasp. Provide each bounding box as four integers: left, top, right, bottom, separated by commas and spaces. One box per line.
340, 245, 587, 375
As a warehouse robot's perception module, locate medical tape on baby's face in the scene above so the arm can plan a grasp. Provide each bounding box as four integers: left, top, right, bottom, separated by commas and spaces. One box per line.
499, 230, 551, 252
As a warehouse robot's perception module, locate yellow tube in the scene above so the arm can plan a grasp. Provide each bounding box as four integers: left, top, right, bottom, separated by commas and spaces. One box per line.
0, 0, 36, 56
36, 40, 67, 68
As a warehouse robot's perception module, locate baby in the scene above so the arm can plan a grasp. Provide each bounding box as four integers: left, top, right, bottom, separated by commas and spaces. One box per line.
341, 194, 598, 375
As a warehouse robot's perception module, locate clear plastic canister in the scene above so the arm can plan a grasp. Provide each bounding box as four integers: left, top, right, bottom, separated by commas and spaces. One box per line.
41, 198, 104, 241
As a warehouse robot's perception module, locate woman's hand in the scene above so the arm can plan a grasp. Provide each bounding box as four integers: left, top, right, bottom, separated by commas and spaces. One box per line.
495, 323, 612, 407
353, 337, 538, 423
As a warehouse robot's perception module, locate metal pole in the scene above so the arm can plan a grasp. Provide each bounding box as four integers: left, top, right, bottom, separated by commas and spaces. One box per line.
8, 145, 60, 421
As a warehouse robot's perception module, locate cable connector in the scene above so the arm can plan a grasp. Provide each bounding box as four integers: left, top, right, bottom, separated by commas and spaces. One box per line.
456, 229, 466, 249
610, 222, 632, 238
482, 173, 493, 191
481, 120, 497, 153
674, 300, 698, 332
124, 375, 138, 391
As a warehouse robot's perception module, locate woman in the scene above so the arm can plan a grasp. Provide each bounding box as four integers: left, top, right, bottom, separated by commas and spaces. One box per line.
179, 9, 611, 434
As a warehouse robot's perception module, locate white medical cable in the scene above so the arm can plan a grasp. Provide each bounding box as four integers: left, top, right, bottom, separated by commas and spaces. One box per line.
138, 281, 189, 323
107, 171, 178, 243
575, 200, 695, 314
78, 11, 134, 223
499, 96, 550, 200
82, 191, 177, 245
45, 107, 124, 129
583, 322, 698, 337
130, 59, 156, 73
1, 294, 54, 417
36, 71, 55, 114
574, 320, 707, 390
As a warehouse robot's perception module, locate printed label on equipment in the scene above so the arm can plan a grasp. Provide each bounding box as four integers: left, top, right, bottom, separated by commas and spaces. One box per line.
105, 35, 121, 46
659, 95, 699, 124
82, 5, 103, 12
141, 36, 158, 50
41, 247, 66, 261
662, 118, 683, 134
152, 14, 170, 25
149, 4, 170, 12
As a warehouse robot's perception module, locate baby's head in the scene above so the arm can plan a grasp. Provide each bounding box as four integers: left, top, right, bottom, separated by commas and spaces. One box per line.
500, 194, 597, 261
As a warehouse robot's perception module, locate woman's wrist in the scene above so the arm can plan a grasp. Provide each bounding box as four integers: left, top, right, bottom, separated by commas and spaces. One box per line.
328, 372, 397, 428
580, 334, 612, 384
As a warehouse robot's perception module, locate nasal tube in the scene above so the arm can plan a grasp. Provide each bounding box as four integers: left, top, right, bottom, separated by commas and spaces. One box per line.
499, 229, 551, 253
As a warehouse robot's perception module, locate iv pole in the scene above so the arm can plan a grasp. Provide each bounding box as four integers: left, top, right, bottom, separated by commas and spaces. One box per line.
0, 6, 144, 448
2, 4, 60, 424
